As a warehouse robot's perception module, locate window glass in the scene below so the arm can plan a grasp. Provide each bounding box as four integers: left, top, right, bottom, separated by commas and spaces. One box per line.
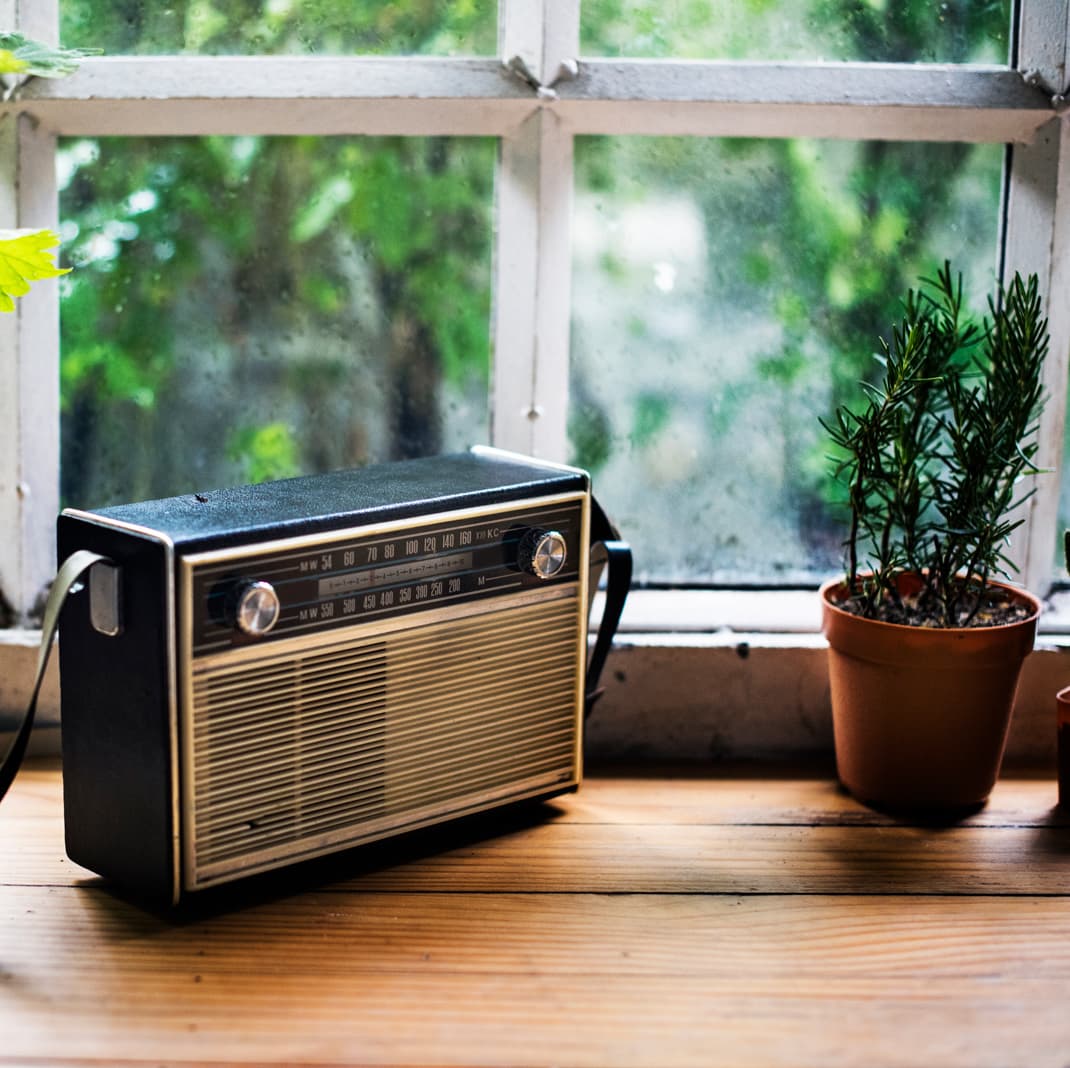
570, 136, 1003, 584
60, 1, 495, 56
582, 0, 1010, 63
59, 136, 494, 509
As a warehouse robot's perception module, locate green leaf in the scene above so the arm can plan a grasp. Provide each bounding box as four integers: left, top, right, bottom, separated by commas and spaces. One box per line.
0, 48, 29, 74
0, 229, 70, 312
0, 32, 100, 78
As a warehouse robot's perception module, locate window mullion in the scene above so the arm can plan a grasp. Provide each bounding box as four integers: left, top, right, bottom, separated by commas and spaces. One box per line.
1016, 0, 1069, 89
0, 118, 60, 628
500, 0, 580, 86
13, 0, 56, 39
1003, 0, 1070, 594
492, 111, 574, 459
492, 0, 578, 461
0, 1, 59, 626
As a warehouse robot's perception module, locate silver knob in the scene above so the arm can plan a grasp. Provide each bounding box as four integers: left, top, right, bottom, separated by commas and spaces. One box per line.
233, 581, 281, 636
519, 529, 568, 580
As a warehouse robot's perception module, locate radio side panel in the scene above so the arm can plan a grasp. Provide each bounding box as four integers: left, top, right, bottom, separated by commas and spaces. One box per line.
57, 514, 177, 903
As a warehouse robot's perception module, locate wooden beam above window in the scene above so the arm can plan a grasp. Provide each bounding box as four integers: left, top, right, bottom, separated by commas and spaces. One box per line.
4, 57, 1054, 143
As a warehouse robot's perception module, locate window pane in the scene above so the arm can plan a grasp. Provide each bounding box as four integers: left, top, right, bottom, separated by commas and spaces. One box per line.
582, 1, 1010, 63
59, 136, 494, 509
571, 137, 1003, 584
60, 1, 495, 56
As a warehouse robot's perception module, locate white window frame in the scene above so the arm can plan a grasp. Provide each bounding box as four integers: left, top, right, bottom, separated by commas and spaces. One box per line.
1, 0, 1068, 757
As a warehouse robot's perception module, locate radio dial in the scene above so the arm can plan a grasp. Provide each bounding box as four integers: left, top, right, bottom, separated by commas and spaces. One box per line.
231, 581, 281, 637
518, 528, 568, 580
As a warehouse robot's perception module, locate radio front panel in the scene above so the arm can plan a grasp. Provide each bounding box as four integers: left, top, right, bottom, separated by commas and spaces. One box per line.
178, 492, 588, 891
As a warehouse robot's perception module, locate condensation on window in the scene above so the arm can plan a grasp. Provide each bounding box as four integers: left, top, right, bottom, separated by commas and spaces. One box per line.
570, 136, 1003, 585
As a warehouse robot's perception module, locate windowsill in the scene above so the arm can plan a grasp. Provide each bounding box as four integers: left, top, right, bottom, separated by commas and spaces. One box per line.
603, 587, 1070, 638
4, 588, 1069, 765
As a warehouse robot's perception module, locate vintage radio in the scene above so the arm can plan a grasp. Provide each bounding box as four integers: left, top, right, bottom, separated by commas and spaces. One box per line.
49, 447, 630, 904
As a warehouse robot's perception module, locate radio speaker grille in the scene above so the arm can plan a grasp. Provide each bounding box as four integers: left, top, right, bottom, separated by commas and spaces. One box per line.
186, 593, 580, 886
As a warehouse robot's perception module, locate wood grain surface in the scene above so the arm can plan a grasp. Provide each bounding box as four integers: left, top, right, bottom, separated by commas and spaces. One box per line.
2, 761, 1070, 1067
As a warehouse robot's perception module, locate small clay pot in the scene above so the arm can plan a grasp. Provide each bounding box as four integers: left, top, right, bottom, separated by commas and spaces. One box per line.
821, 576, 1040, 812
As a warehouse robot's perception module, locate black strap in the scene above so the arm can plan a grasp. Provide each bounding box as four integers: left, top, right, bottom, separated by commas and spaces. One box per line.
0, 550, 108, 805
585, 497, 632, 718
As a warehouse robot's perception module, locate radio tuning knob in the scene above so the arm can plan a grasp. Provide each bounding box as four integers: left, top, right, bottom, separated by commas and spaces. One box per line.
230, 580, 281, 637
518, 528, 568, 580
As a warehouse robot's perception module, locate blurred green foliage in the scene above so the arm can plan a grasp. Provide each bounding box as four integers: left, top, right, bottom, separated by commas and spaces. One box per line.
227, 422, 300, 484
61, 0, 495, 56
582, 0, 1007, 61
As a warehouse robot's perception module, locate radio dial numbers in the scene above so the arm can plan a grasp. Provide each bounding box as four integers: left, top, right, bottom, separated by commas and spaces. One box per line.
219, 519, 568, 641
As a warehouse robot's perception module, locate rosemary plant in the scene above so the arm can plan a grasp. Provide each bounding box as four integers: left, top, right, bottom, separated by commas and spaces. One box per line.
823, 262, 1048, 627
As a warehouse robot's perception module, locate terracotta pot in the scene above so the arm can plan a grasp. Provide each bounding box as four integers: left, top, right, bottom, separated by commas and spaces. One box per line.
820, 576, 1040, 812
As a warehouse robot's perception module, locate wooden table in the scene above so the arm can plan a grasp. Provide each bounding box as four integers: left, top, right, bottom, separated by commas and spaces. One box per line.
3, 760, 1070, 1067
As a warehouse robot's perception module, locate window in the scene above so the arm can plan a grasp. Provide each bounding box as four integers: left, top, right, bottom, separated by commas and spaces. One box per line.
2, 1, 1068, 752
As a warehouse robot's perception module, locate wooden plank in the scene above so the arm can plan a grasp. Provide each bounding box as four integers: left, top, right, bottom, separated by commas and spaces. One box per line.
7, 760, 1066, 825
2, 889, 1070, 1067
335, 822, 1070, 897
3, 974, 1069, 1068
7, 887, 1070, 980
3, 766, 1068, 893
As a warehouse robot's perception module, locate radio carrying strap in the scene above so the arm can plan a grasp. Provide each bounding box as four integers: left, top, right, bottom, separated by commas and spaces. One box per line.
585, 497, 632, 718
0, 550, 110, 806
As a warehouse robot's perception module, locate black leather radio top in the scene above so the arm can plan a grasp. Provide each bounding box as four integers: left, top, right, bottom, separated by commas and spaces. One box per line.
63, 449, 588, 553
